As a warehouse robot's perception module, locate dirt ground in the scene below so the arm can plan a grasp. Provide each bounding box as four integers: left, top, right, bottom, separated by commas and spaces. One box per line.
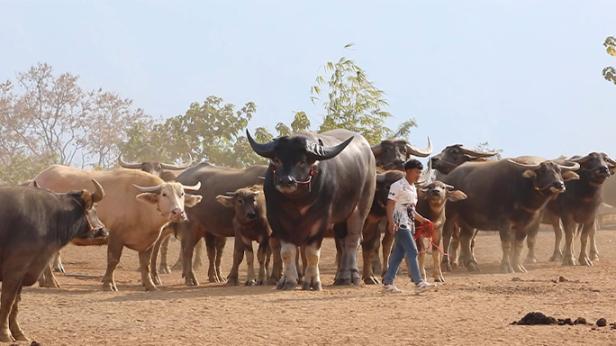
7, 228, 616, 345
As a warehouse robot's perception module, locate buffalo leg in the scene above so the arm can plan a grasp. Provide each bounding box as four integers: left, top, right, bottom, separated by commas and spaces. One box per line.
0, 276, 22, 342
432, 227, 445, 283
511, 228, 528, 273
549, 219, 564, 261
227, 236, 245, 286
497, 224, 515, 273
214, 236, 226, 282
8, 287, 27, 342
150, 228, 173, 286
139, 247, 158, 291
257, 239, 269, 285
589, 221, 599, 261
459, 226, 479, 272
158, 232, 173, 274
302, 242, 323, 291
449, 225, 461, 270
268, 237, 283, 284
578, 221, 594, 266
561, 217, 577, 266
172, 236, 205, 271
525, 222, 539, 264
181, 224, 200, 287
441, 218, 455, 272
38, 263, 60, 288
335, 209, 363, 286
52, 252, 65, 273
102, 235, 124, 291
417, 238, 427, 281
361, 218, 381, 285
244, 241, 257, 286
277, 240, 299, 290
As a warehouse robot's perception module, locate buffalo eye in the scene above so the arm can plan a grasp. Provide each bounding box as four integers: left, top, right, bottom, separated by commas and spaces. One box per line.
238, 199, 243, 205
162, 193, 167, 197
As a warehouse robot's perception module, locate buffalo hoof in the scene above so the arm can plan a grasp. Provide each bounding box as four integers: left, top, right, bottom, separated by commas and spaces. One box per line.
363, 276, 380, 285
513, 264, 527, 273
451, 262, 459, 270
266, 277, 279, 286
184, 274, 199, 287
245, 279, 257, 286
276, 277, 297, 290
302, 280, 322, 291
333, 277, 351, 286
549, 253, 563, 262
144, 284, 159, 292
256, 279, 265, 286
351, 273, 362, 286
562, 257, 576, 266
13, 333, 29, 342
151, 274, 162, 286
159, 265, 171, 274
465, 261, 480, 273
434, 275, 446, 283
524, 256, 537, 264
579, 256, 593, 267
0, 332, 14, 343
53, 264, 65, 273
590, 252, 599, 261
226, 277, 239, 286
39, 278, 60, 289
102, 282, 118, 292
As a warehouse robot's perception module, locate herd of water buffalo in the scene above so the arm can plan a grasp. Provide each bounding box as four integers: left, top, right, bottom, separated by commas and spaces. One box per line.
1, 128, 615, 342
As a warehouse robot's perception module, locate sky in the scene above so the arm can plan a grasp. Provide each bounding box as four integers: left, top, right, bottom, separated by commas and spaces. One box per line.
1, 0, 615, 159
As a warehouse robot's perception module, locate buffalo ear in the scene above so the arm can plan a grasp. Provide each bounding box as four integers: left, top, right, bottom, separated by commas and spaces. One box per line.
216, 195, 234, 208
136, 193, 159, 205
562, 171, 580, 181
522, 170, 537, 179
417, 188, 428, 199
447, 190, 467, 202
185, 194, 203, 208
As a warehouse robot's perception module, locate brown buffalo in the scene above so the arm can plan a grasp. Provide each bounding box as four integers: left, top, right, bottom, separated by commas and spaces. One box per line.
371, 138, 432, 171
34, 165, 202, 291
216, 186, 272, 286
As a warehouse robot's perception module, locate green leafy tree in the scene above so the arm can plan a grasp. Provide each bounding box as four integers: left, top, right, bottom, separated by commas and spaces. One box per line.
290, 111, 311, 133
603, 36, 616, 85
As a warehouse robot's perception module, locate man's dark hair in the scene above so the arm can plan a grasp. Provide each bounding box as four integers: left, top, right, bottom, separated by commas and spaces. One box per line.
404, 159, 423, 171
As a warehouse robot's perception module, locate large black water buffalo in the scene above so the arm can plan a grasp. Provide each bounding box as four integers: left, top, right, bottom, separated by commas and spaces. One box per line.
525, 152, 616, 266
0, 182, 108, 343
442, 157, 580, 273
247, 129, 376, 290
164, 163, 268, 286
371, 137, 432, 170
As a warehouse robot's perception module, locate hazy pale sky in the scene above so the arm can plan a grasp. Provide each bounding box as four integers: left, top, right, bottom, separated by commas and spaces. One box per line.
2, 1, 615, 158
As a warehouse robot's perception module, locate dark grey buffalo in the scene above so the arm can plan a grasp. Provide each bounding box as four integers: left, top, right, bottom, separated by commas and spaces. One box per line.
247, 129, 376, 290
165, 164, 268, 286
442, 157, 579, 273
371, 137, 432, 171
525, 152, 616, 266
0, 182, 108, 342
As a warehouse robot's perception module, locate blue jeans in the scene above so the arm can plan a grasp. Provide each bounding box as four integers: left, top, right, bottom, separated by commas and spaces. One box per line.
383, 226, 423, 285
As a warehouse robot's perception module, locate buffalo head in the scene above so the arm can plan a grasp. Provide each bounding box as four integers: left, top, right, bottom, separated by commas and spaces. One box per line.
507, 159, 580, 194
371, 138, 432, 170
119, 154, 193, 181
216, 186, 262, 224
430, 145, 498, 174
418, 181, 467, 206
247, 130, 353, 194
134, 181, 203, 222
569, 152, 616, 186
72, 179, 110, 244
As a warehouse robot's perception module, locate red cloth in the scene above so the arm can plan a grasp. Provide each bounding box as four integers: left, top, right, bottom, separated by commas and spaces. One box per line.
414, 220, 434, 241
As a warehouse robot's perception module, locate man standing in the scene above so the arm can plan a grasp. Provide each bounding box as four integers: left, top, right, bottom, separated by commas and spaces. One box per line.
383, 159, 436, 293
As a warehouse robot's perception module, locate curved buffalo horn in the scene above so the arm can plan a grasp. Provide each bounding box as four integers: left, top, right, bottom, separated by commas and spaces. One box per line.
603, 154, 616, 167
132, 184, 162, 193
444, 183, 455, 191
306, 136, 354, 161
182, 181, 201, 191
161, 153, 193, 170
459, 146, 498, 158
506, 159, 541, 169
224, 191, 237, 197
556, 161, 580, 171
246, 130, 277, 159
118, 154, 143, 169
370, 143, 383, 156
91, 179, 106, 203
405, 137, 432, 157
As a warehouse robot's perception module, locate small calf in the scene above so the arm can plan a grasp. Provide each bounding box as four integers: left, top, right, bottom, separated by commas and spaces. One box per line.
216, 186, 272, 286
415, 181, 467, 282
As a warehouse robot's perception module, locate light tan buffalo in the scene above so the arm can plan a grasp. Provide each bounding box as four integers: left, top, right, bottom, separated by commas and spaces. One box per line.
34, 165, 202, 291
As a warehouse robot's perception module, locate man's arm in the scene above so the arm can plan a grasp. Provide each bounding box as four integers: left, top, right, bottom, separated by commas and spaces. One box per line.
412, 210, 430, 224
386, 199, 397, 234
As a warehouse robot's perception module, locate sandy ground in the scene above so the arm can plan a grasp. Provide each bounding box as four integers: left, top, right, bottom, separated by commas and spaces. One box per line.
6, 228, 616, 346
